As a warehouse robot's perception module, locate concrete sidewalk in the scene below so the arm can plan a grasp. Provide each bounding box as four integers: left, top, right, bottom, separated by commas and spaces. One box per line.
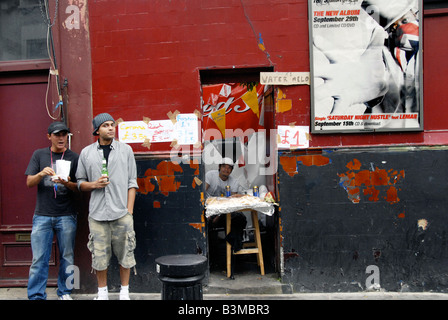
3, 270, 447, 300
1, 287, 448, 300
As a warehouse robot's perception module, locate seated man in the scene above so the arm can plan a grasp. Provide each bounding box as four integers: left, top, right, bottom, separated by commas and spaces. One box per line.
205, 157, 242, 198
205, 157, 246, 254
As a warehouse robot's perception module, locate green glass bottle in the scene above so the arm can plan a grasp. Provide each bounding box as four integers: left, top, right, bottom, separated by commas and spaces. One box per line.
101, 158, 109, 181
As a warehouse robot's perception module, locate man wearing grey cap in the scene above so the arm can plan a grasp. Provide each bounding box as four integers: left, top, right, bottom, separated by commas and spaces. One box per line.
25, 122, 79, 300
76, 113, 138, 300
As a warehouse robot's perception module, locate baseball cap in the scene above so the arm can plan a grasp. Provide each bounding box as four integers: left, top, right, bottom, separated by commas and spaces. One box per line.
48, 122, 70, 134
221, 157, 234, 166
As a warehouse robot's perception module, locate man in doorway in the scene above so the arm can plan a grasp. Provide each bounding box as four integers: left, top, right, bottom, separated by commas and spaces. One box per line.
25, 122, 79, 300
76, 113, 138, 300
205, 157, 243, 199
205, 157, 246, 256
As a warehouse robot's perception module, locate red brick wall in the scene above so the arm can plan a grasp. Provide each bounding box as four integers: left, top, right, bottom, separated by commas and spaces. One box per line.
87, 0, 308, 152
87, 1, 448, 153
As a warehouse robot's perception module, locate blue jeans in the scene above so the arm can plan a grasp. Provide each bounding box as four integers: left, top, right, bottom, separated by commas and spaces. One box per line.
27, 214, 77, 300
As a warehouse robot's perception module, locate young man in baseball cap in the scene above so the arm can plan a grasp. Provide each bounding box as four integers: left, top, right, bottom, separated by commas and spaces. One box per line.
25, 122, 79, 300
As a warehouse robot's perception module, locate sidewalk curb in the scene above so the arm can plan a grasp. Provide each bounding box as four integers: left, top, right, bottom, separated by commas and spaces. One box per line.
1, 288, 448, 300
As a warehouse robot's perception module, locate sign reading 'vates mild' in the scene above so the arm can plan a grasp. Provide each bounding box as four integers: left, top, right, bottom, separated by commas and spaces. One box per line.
260, 72, 310, 85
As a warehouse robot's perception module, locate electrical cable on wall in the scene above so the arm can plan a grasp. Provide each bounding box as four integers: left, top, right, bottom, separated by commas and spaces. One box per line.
40, 0, 64, 122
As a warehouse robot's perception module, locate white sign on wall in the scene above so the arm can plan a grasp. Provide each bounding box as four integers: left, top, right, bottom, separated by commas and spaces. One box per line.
277, 125, 309, 149
260, 72, 310, 85
118, 113, 198, 145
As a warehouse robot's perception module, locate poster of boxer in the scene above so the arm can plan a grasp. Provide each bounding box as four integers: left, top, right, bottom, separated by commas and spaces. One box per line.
309, 0, 423, 133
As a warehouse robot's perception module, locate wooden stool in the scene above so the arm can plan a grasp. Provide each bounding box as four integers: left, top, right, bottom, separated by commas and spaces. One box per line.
226, 210, 265, 278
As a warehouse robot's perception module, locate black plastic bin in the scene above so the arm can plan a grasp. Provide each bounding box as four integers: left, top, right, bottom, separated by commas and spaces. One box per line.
155, 254, 208, 300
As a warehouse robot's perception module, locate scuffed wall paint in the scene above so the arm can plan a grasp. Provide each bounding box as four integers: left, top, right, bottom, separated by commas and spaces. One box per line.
190, 162, 201, 189
279, 155, 405, 206
128, 158, 206, 292
279, 154, 331, 177
137, 161, 183, 196
276, 89, 292, 113
338, 158, 405, 204
137, 160, 202, 196
279, 156, 299, 177
189, 213, 206, 237
417, 219, 429, 230
275, 149, 448, 292
189, 162, 205, 236
153, 200, 161, 208
297, 155, 331, 167
63, 0, 89, 33
137, 160, 205, 236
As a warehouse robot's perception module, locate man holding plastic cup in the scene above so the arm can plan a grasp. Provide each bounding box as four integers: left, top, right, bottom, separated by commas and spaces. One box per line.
25, 121, 79, 300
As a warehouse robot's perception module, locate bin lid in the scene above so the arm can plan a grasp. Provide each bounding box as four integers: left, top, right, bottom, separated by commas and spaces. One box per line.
156, 254, 207, 277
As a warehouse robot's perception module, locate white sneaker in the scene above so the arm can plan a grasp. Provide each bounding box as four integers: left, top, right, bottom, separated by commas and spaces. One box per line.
119, 292, 130, 300
95, 287, 109, 300
58, 294, 73, 300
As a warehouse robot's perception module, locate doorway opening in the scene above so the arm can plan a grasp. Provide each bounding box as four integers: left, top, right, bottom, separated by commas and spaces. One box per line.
200, 67, 280, 286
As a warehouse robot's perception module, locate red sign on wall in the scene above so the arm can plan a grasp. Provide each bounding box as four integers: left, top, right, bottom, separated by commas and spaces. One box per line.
202, 83, 266, 141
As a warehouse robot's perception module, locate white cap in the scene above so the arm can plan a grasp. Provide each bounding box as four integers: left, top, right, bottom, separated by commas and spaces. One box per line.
221, 157, 234, 166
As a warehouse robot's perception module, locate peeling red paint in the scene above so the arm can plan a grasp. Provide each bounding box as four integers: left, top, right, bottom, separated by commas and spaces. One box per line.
386, 186, 400, 203
354, 170, 371, 186
189, 162, 200, 175
297, 155, 330, 167
137, 161, 183, 196
352, 168, 390, 187
159, 176, 181, 196
279, 156, 298, 177
137, 161, 201, 209
284, 252, 299, 260
346, 158, 362, 171
280, 154, 331, 177
189, 223, 203, 233
339, 159, 405, 205
343, 186, 359, 203
137, 176, 156, 195
363, 186, 380, 202
189, 215, 206, 236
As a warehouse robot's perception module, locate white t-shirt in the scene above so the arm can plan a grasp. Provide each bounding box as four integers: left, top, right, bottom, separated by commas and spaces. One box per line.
205, 170, 242, 198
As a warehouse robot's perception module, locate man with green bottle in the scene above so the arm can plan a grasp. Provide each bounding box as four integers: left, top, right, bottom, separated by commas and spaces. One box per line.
76, 113, 138, 300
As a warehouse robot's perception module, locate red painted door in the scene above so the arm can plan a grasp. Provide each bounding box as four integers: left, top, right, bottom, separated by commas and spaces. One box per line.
0, 69, 59, 286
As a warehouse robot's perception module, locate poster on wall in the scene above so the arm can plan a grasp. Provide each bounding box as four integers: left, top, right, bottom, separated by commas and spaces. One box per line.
309, 0, 423, 133
202, 83, 266, 140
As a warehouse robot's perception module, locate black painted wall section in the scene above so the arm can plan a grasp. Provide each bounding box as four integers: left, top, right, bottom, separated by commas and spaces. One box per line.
106, 158, 206, 293
279, 148, 448, 292
104, 149, 448, 293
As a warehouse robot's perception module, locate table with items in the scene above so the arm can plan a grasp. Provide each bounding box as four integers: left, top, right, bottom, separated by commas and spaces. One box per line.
205, 195, 276, 278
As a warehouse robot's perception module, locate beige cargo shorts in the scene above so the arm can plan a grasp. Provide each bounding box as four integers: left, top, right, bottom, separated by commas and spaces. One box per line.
87, 213, 136, 271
